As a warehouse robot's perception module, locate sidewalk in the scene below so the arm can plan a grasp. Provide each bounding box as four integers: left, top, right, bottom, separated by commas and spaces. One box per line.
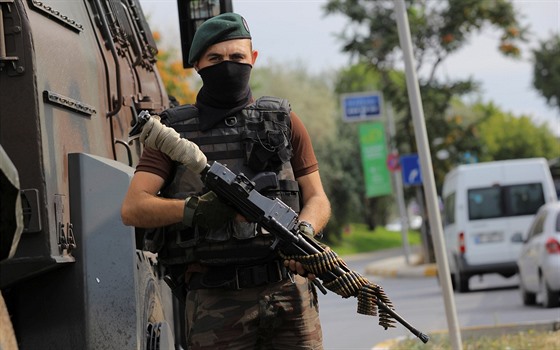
364, 250, 438, 278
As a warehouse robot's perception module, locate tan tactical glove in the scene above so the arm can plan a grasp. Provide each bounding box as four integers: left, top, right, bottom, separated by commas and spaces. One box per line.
183, 191, 236, 230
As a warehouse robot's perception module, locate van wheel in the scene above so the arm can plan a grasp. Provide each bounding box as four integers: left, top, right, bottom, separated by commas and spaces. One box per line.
520, 278, 536, 305
541, 278, 560, 308
454, 268, 469, 293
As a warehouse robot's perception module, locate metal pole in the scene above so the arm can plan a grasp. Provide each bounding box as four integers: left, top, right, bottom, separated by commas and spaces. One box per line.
386, 104, 411, 265
393, 1, 463, 349
395, 170, 411, 264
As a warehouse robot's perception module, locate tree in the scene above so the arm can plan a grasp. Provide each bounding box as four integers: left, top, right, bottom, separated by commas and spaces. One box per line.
476, 103, 559, 161
314, 118, 366, 240
532, 34, 560, 111
324, 0, 527, 179
324, 0, 527, 260
332, 63, 396, 235
153, 31, 197, 105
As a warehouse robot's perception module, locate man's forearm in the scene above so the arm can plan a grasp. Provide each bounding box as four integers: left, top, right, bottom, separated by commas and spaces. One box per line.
298, 194, 331, 234
122, 192, 184, 228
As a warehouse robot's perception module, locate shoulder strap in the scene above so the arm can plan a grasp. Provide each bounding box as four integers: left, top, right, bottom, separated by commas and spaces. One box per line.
159, 104, 199, 126
253, 96, 291, 114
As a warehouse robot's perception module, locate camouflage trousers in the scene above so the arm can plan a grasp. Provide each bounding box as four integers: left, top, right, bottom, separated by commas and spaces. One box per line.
185, 274, 323, 349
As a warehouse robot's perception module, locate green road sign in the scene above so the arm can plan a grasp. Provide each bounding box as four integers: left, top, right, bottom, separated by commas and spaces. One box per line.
359, 122, 392, 197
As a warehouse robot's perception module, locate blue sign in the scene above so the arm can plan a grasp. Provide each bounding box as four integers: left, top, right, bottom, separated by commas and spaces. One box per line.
341, 92, 382, 122
400, 154, 422, 186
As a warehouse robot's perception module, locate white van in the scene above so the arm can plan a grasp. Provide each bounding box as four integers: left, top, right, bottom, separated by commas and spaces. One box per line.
441, 158, 557, 292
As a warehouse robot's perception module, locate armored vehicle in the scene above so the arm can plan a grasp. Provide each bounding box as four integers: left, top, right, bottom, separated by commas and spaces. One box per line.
0, 0, 229, 349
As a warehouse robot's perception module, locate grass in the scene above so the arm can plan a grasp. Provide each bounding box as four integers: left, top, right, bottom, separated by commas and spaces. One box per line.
393, 329, 560, 349
326, 223, 422, 256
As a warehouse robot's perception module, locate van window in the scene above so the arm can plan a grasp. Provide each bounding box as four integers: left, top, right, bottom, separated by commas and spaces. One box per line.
467, 183, 545, 221
443, 193, 456, 225
468, 187, 503, 220
505, 183, 545, 216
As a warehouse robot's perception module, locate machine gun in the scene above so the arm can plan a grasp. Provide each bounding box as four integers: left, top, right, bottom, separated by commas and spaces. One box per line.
130, 111, 429, 343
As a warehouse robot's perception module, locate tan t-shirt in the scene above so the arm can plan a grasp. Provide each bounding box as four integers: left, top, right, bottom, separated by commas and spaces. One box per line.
136, 111, 318, 180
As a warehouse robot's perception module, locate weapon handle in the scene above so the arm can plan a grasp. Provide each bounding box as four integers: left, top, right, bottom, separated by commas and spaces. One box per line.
129, 110, 151, 138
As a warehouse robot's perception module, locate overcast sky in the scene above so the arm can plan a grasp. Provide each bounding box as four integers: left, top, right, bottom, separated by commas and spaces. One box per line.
140, 0, 560, 135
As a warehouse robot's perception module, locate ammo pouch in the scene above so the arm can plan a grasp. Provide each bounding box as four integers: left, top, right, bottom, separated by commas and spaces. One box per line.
188, 259, 289, 290
242, 97, 293, 172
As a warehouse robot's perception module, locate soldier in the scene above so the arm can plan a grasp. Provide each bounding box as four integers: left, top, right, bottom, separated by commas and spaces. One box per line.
121, 12, 331, 349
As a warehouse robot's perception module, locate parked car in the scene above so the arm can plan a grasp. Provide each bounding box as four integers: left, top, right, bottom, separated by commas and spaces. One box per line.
517, 202, 560, 308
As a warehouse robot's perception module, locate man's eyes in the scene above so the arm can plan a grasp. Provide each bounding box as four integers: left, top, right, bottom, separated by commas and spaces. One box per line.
207, 54, 245, 62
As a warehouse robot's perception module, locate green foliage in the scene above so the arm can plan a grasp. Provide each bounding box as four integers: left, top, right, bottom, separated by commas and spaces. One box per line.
327, 223, 421, 256
477, 104, 559, 161
532, 34, 560, 110
325, 64, 401, 238
152, 31, 197, 105
324, 0, 528, 191
315, 118, 366, 239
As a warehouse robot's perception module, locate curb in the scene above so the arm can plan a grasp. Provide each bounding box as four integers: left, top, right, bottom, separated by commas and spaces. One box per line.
371, 336, 406, 350
364, 254, 437, 278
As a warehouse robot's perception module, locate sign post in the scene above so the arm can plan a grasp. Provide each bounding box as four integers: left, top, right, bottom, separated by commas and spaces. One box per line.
386, 104, 411, 264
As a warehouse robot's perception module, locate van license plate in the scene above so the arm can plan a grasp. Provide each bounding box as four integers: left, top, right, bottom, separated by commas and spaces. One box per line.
475, 232, 503, 244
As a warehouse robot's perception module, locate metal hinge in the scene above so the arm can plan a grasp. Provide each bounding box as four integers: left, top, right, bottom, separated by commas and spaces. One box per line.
58, 222, 76, 254
55, 194, 76, 255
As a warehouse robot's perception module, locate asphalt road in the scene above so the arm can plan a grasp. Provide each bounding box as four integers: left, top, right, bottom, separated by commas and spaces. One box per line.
319, 250, 560, 350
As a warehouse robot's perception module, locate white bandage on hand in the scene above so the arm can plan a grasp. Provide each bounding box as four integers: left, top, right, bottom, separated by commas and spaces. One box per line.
139, 116, 207, 174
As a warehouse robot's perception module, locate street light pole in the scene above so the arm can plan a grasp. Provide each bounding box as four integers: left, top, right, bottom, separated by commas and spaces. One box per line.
393, 1, 463, 349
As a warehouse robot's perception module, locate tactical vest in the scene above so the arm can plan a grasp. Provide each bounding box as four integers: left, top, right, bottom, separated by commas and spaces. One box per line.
146, 96, 301, 267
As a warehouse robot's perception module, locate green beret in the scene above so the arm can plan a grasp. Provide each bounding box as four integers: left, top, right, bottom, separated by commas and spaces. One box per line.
188, 13, 251, 65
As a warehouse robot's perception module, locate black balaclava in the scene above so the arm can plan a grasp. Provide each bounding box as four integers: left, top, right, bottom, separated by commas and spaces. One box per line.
196, 61, 253, 130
